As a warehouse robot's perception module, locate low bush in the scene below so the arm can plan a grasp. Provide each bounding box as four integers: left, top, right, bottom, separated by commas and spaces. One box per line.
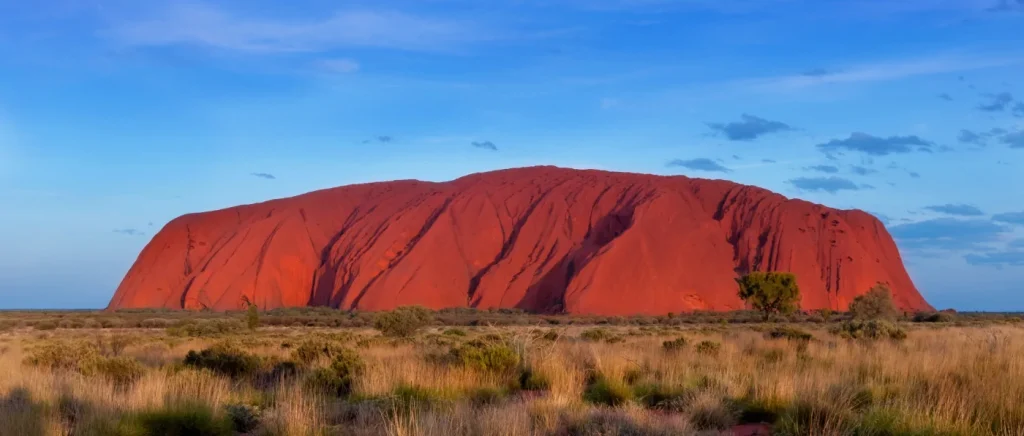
468, 387, 507, 406
224, 403, 261, 433
518, 367, 551, 391
86, 356, 146, 387
579, 328, 612, 342
95, 335, 131, 357
731, 397, 785, 424
765, 326, 813, 342
560, 409, 684, 436
139, 318, 172, 328
24, 342, 101, 372
34, 321, 58, 331
389, 384, 452, 410
849, 284, 899, 321
125, 401, 234, 436
450, 340, 520, 374
689, 397, 738, 431
303, 348, 364, 397
442, 328, 467, 337
633, 383, 691, 412
183, 344, 261, 379
695, 341, 722, 356
291, 338, 345, 365
167, 320, 242, 338
24, 341, 146, 386
831, 320, 907, 341
662, 337, 688, 352
583, 375, 633, 406
759, 348, 787, 364
912, 311, 955, 323
264, 360, 299, 381
303, 368, 346, 397
373, 306, 433, 337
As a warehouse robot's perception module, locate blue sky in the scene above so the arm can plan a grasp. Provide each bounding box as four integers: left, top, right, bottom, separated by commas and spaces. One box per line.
1, 0, 1023, 310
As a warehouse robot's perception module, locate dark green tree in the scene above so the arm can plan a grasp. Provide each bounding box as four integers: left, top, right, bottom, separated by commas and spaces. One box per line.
373, 306, 434, 337
849, 283, 899, 321
736, 272, 801, 321
246, 303, 260, 331
817, 308, 834, 323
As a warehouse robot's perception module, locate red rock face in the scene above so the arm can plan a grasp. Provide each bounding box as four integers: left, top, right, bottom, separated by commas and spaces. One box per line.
107, 167, 932, 314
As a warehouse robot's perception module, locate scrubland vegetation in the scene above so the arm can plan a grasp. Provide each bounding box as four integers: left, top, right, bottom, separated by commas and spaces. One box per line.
0, 307, 1022, 435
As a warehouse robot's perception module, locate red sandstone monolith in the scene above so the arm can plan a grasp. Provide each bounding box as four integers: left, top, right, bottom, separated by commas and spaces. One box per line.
108, 167, 931, 314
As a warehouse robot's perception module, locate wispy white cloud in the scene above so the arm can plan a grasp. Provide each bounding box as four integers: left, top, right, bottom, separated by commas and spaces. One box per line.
738, 53, 1021, 92
318, 58, 361, 73
104, 2, 493, 54
730, 158, 814, 170
599, 98, 619, 109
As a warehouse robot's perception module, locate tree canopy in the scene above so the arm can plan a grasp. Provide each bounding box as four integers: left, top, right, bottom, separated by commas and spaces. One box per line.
849, 283, 900, 320
736, 272, 801, 321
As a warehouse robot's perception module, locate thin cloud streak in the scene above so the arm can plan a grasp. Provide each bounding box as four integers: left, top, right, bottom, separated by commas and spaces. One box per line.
104, 2, 498, 54
737, 54, 1022, 92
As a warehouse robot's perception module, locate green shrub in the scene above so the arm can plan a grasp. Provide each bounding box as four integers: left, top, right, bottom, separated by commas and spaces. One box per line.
450, 340, 520, 374
772, 398, 859, 436
849, 283, 899, 321
224, 403, 261, 433
731, 397, 785, 424
389, 384, 451, 410
246, 304, 259, 331
736, 272, 801, 321
831, 320, 907, 341
127, 402, 233, 436
182, 344, 261, 379
633, 383, 691, 412
303, 368, 346, 397
689, 399, 737, 431
303, 348, 364, 397
291, 338, 345, 365
518, 367, 551, 391
695, 341, 721, 356
561, 410, 682, 436
759, 348, 786, 364
442, 328, 467, 337
662, 337, 688, 352
24, 342, 146, 387
24, 342, 101, 372
765, 327, 813, 342
468, 387, 507, 406
96, 335, 131, 357
87, 356, 146, 387
139, 318, 172, 328
34, 320, 58, 331
373, 306, 433, 337
853, 409, 943, 436
584, 375, 633, 406
167, 320, 242, 338
579, 328, 612, 342
329, 348, 364, 381
912, 311, 955, 323
265, 360, 299, 381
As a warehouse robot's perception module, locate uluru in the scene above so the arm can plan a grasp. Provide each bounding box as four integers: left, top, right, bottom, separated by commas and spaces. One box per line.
107, 166, 931, 314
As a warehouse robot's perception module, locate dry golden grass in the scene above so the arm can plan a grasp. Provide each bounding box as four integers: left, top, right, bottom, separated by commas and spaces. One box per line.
0, 322, 1022, 435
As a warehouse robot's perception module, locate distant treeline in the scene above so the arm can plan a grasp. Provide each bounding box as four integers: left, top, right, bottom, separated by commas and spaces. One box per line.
0, 306, 1020, 331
